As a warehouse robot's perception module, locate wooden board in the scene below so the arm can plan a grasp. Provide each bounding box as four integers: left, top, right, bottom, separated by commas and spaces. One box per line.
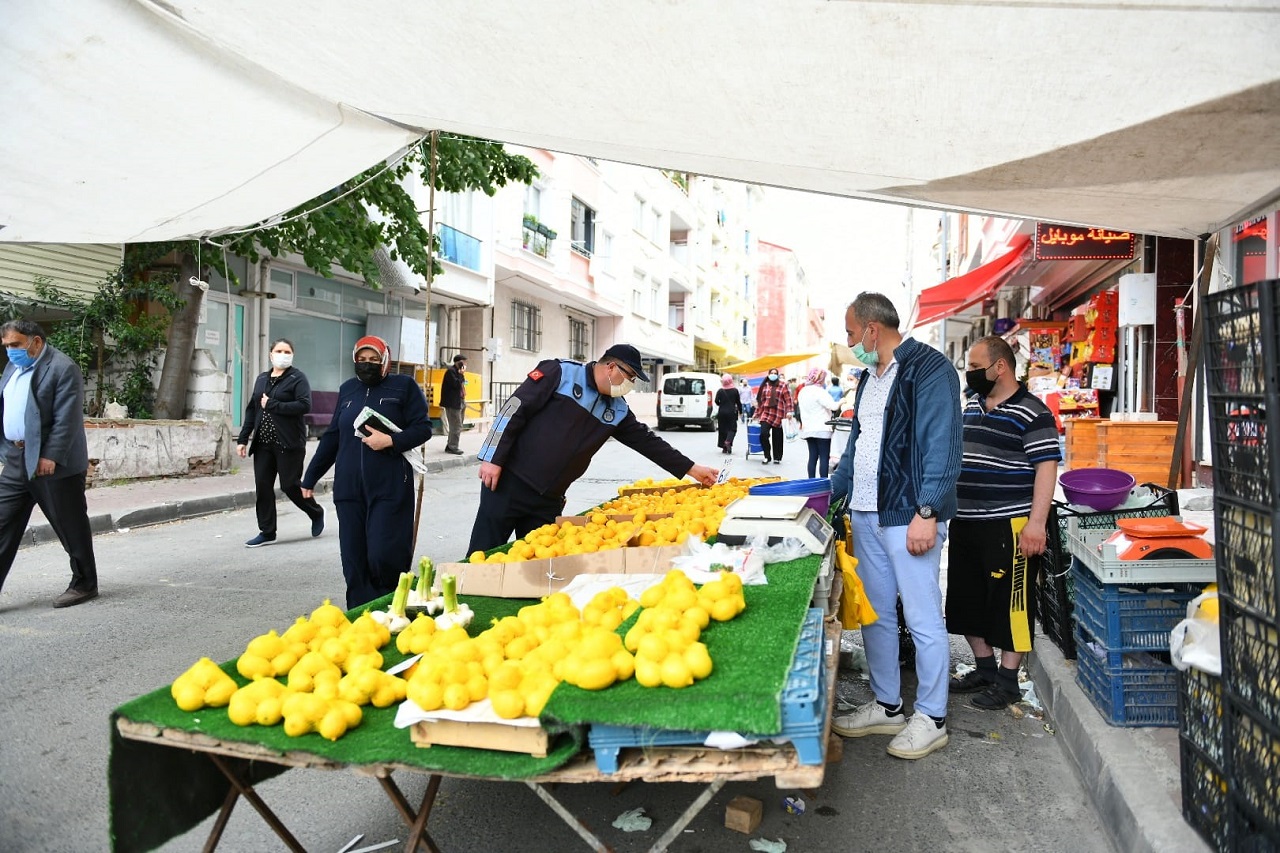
410, 718, 550, 758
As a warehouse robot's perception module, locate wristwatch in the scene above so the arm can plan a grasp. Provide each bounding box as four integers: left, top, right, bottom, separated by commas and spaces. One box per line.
916, 505, 936, 520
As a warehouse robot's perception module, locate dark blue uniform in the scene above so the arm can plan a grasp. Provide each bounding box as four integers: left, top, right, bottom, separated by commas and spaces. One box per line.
467, 359, 693, 553
302, 373, 431, 608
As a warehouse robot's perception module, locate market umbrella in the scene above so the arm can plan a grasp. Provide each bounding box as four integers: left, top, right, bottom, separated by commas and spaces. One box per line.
721, 352, 821, 375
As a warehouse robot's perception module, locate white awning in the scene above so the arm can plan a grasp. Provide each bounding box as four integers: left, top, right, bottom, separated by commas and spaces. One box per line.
3, 0, 1278, 243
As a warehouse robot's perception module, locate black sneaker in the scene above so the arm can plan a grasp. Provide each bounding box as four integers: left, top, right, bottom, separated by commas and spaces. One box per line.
245, 533, 276, 548
950, 669, 993, 693
971, 682, 1021, 711
311, 510, 325, 538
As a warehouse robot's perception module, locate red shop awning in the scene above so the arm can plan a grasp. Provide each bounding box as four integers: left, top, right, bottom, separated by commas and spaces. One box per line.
913, 234, 1031, 327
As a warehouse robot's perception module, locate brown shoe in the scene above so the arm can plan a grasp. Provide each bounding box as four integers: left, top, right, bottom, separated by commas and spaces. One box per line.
53, 587, 99, 608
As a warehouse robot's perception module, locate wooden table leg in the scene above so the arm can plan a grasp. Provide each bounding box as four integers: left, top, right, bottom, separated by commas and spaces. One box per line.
206, 754, 306, 853
201, 783, 240, 853
402, 774, 443, 853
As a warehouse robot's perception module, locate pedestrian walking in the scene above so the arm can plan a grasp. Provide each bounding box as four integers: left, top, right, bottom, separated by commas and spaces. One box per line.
0, 319, 99, 607
754, 369, 793, 464
713, 374, 743, 454
441, 353, 467, 456
738, 379, 754, 422
797, 367, 839, 478
830, 292, 962, 760
946, 336, 1060, 710
237, 338, 325, 548
300, 336, 432, 609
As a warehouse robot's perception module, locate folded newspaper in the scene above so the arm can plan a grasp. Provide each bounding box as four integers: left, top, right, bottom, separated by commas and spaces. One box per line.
353, 406, 429, 474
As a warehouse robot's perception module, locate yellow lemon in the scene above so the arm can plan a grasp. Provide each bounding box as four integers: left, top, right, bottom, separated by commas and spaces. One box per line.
639, 585, 666, 609
442, 683, 471, 711
637, 634, 670, 662
490, 689, 525, 719
684, 643, 714, 680
635, 657, 663, 688
579, 628, 622, 659
660, 654, 694, 689
684, 606, 710, 630
524, 687, 553, 717
466, 673, 489, 702
409, 680, 444, 711
1197, 597, 1220, 621
710, 598, 738, 622
576, 658, 617, 691
612, 649, 636, 681
624, 625, 646, 652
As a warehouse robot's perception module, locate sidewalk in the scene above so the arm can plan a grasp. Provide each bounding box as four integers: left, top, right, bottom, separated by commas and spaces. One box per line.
18, 425, 487, 551
19, 428, 1215, 853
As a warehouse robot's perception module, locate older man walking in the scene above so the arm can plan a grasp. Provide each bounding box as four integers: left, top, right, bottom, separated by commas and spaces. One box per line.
830, 292, 961, 759
0, 320, 99, 607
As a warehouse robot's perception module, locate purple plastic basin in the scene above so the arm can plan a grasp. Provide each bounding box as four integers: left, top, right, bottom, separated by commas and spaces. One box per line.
1059, 467, 1136, 511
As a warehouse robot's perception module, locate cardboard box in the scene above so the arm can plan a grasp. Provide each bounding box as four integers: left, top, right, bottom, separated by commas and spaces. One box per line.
447, 540, 690, 599
615, 482, 700, 497
410, 718, 550, 757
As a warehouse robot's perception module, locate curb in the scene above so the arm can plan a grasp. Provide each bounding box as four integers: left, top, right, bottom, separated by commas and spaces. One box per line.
1030, 641, 1211, 853
20, 454, 479, 549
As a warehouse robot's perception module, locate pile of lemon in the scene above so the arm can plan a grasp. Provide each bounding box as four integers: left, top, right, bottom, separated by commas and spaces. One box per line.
626, 570, 746, 688
170, 599, 405, 741
468, 515, 643, 564
603, 477, 779, 545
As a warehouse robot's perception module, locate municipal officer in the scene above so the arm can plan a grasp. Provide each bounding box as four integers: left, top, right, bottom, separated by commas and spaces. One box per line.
467, 343, 719, 554
301, 336, 432, 608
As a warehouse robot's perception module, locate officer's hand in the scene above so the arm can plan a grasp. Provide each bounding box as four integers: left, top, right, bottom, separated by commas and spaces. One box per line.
686, 464, 719, 487
906, 514, 937, 556
35, 457, 56, 477
237, 444, 247, 458
480, 461, 502, 490
362, 430, 393, 451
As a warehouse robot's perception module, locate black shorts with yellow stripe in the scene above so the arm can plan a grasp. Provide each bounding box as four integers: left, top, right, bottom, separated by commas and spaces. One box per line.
944, 516, 1038, 653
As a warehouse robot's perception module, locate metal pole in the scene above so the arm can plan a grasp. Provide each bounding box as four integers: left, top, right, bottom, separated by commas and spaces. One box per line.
412, 131, 439, 547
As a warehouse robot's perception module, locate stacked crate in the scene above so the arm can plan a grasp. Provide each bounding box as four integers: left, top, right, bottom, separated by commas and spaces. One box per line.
1037, 486, 1180, 659
1203, 279, 1280, 850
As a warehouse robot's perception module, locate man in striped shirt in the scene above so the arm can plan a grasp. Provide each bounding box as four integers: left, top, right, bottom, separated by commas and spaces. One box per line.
945, 335, 1060, 710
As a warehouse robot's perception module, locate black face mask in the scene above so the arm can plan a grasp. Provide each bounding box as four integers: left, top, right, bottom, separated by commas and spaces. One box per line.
965, 366, 996, 397
355, 362, 384, 386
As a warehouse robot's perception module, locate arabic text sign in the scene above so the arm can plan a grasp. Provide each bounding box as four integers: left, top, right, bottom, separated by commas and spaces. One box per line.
1034, 223, 1136, 261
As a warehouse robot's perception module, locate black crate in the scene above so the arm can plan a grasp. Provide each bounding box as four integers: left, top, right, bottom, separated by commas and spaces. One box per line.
1178, 666, 1224, 765
1207, 399, 1276, 512
1039, 486, 1180, 659
1215, 496, 1280, 620
1223, 696, 1280, 845
1203, 281, 1278, 399
1180, 735, 1228, 852
1221, 598, 1280, 728
1229, 794, 1280, 853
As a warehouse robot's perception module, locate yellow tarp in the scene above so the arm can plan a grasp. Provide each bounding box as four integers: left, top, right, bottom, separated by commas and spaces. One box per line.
721, 352, 822, 375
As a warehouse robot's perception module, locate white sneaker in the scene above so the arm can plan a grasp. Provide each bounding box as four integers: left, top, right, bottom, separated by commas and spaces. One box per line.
886, 711, 949, 759
832, 701, 908, 738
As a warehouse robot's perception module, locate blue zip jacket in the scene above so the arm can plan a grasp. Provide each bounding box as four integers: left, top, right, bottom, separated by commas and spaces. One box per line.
301, 373, 432, 502
830, 337, 962, 526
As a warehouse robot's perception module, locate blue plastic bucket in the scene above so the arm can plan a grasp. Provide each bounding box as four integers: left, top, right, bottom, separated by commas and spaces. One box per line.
749, 478, 832, 518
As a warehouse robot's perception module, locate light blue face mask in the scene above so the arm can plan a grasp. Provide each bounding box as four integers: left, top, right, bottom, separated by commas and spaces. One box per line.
5, 345, 34, 369
851, 328, 879, 366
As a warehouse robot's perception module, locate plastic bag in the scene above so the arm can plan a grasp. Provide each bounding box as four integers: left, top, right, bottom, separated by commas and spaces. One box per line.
1170, 591, 1221, 675
783, 416, 799, 442
758, 535, 816, 562
670, 536, 767, 585
836, 546, 877, 629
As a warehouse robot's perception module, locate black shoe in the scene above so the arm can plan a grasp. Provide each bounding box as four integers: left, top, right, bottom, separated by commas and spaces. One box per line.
245, 533, 276, 548
773, 460, 782, 465
971, 682, 1021, 711
311, 510, 325, 538
53, 587, 98, 608
762, 457, 772, 464
445, 448, 464, 455
950, 669, 993, 693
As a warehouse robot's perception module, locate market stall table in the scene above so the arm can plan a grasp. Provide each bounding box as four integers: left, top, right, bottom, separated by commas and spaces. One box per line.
110, 554, 834, 853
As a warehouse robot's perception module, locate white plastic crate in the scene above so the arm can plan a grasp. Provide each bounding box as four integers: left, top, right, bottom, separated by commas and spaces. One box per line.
1065, 519, 1215, 584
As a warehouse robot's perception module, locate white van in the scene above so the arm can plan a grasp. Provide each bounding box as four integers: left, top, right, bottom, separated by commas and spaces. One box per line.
656, 372, 720, 431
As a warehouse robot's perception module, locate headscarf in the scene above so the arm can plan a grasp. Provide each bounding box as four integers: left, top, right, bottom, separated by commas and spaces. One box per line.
806, 368, 826, 386
352, 335, 391, 378
721, 374, 734, 389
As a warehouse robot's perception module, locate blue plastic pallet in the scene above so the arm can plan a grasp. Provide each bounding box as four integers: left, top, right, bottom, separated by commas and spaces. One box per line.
1070, 560, 1201, 653
589, 608, 827, 772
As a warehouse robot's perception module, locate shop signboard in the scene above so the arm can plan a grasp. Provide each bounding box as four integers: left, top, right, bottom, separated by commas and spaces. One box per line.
1035, 223, 1136, 261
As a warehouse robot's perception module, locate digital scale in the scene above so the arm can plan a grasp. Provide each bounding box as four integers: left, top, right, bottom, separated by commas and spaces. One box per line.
716, 495, 836, 555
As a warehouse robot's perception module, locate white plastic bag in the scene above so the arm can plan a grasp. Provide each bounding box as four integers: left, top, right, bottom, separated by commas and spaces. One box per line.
783, 416, 799, 442
1170, 591, 1221, 675
670, 536, 768, 585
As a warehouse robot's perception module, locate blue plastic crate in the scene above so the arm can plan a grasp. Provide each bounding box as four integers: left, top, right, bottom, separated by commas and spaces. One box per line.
1074, 624, 1179, 727
1070, 561, 1201, 652
589, 608, 827, 772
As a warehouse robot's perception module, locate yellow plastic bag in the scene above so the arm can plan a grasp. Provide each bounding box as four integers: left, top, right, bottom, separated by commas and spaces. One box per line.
836, 545, 877, 629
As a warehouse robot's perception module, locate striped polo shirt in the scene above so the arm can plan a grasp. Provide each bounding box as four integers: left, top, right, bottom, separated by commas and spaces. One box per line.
956, 385, 1061, 520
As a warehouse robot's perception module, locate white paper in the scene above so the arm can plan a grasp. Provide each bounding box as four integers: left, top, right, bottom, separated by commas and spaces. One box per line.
558, 574, 665, 611
393, 697, 544, 729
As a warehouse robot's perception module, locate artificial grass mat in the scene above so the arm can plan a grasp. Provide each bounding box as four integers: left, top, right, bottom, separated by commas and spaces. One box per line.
542, 554, 821, 736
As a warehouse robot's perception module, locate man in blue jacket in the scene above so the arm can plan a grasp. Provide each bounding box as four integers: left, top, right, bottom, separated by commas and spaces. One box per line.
467, 343, 719, 554
830, 293, 961, 760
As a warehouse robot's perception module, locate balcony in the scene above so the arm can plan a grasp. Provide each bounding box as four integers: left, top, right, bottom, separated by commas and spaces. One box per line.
521, 216, 557, 259
437, 223, 482, 272
663, 170, 690, 195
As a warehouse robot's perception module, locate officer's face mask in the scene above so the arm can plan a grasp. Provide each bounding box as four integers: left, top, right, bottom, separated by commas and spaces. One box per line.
608, 364, 635, 398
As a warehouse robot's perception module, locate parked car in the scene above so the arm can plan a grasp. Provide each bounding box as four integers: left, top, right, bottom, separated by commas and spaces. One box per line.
656, 372, 719, 431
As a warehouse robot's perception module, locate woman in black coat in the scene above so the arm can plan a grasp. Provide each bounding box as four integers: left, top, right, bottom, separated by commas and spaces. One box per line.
713, 373, 743, 454
236, 338, 325, 547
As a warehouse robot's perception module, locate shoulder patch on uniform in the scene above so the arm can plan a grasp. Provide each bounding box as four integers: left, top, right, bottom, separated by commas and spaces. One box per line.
528, 369, 544, 381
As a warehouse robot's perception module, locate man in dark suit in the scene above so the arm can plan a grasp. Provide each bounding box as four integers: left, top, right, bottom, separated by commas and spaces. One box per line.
0, 319, 99, 608
440, 353, 467, 455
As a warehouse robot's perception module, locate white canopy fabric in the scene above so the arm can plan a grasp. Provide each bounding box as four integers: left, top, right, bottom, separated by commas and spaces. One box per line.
3, 0, 1279, 244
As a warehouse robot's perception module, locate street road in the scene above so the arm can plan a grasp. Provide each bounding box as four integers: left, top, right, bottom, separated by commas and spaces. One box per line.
0, 426, 1109, 852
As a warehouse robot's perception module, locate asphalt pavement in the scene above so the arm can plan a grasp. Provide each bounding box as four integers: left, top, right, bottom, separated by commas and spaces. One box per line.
0, 418, 1209, 852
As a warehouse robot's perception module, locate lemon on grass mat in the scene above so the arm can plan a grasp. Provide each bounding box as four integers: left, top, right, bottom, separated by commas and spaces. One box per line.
541, 554, 822, 736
